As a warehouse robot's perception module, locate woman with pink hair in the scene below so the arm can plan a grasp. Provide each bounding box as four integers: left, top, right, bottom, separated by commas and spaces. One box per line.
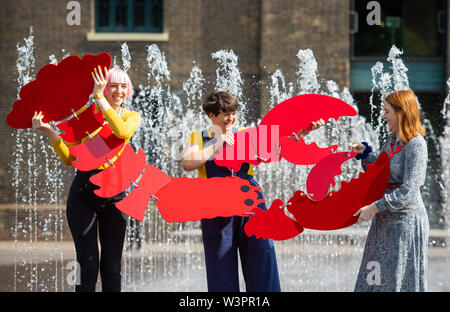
31, 67, 141, 292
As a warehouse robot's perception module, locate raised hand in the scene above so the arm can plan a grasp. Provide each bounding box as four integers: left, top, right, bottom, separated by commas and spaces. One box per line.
91, 65, 109, 97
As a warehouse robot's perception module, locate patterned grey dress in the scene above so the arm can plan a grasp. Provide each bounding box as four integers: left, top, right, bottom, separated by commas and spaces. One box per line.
354, 133, 429, 292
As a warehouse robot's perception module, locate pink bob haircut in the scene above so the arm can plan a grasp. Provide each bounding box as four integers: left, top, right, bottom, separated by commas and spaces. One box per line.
103, 68, 134, 98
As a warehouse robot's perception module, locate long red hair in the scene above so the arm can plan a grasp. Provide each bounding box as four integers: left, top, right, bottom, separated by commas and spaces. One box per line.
384, 90, 426, 144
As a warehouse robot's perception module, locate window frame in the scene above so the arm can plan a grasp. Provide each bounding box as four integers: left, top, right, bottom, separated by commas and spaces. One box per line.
95, 0, 163, 33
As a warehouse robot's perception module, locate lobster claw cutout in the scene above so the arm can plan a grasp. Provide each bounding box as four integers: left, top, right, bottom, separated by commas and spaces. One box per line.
155, 176, 265, 223
306, 151, 357, 201
115, 164, 172, 221
69, 124, 125, 171
214, 125, 281, 172
244, 199, 304, 241
279, 136, 338, 165
89, 144, 147, 198
287, 151, 390, 231
259, 94, 357, 164
6, 53, 111, 129
57, 103, 105, 143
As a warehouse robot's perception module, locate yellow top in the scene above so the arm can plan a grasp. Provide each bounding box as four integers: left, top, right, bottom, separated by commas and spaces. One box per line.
50, 106, 141, 169
186, 126, 255, 178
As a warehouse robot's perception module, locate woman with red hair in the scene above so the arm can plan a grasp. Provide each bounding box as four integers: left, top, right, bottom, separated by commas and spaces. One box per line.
350, 89, 429, 291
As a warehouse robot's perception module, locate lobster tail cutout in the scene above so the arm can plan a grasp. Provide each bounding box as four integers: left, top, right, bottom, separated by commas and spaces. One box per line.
6, 53, 111, 129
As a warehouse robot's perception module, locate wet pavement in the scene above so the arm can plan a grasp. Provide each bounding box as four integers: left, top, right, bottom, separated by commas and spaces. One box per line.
1, 239, 448, 292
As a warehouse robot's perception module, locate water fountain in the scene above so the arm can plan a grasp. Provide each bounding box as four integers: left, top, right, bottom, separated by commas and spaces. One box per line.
6, 27, 449, 291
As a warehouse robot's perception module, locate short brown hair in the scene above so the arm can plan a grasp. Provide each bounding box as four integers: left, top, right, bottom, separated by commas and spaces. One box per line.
384, 90, 426, 144
202, 91, 238, 116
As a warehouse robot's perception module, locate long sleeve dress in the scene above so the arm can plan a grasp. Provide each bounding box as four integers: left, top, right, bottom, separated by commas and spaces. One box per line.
354, 133, 429, 292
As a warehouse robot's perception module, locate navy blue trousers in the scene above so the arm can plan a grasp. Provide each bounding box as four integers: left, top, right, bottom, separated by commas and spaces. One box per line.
200, 128, 281, 292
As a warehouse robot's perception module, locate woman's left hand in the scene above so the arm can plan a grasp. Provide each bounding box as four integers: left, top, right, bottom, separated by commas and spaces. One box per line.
353, 203, 380, 224
92, 65, 109, 97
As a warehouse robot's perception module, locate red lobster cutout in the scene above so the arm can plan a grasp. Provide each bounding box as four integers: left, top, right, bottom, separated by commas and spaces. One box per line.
6, 53, 111, 129
245, 152, 389, 240
287, 152, 390, 231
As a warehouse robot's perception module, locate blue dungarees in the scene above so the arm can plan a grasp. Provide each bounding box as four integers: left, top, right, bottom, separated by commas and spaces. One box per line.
200, 127, 281, 292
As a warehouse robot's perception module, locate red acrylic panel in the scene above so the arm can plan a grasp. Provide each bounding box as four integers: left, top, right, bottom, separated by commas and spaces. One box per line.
155, 176, 265, 223
6, 53, 111, 129
214, 125, 281, 172
306, 151, 356, 201
89, 145, 147, 198
279, 136, 338, 165
57, 103, 104, 143
69, 124, 125, 171
244, 199, 304, 241
287, 151, 390, 231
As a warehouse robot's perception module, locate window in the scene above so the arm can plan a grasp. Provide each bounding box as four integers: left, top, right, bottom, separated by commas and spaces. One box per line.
350, 0, 447, 92
95, 0, 163, 33
351, 0, 446, 58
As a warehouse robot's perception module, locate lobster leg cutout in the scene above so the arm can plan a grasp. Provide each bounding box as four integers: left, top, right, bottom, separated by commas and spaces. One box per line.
279, 136, 338, 165
6, 53, 111, 129
259, 94, 357, 164
115, 164, 172, 221
155, 176, 265, 223
57, 103, 105, 143
244, 199, 304, 241
89, 145, 147, 198
306, 151, 357, 201
287, 151, 390, 231
214, 125, 281, 172
69, 124, 125, 171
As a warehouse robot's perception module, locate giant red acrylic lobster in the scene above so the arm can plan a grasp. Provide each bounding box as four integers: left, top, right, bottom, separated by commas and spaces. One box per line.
7, 52, 390, 240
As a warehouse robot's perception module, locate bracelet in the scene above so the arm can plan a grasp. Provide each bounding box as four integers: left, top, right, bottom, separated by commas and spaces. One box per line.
355, 142, 372, 160
94, 93, 104, 100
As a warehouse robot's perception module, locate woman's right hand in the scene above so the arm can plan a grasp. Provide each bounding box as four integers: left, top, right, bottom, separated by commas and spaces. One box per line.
32, 111, 52, 134
348, 142, 366, 154
32, 111, 60, 141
